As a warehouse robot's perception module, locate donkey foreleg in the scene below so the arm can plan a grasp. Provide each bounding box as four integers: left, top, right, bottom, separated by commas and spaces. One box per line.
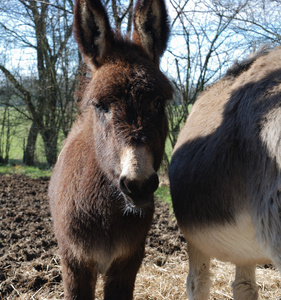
103, 247, 145, 300
232, 265, 258, 300
60, 251, 97, 300
186, 242, 211, 300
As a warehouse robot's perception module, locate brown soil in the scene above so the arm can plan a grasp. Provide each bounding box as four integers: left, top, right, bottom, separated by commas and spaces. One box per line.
0, 174, 280, 300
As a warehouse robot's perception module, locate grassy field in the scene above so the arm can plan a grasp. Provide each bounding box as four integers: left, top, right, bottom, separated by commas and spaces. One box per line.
6, 126, 65, 166
0, 106, 68, 166
0, 164, 52, 178
0, 107, 46, 165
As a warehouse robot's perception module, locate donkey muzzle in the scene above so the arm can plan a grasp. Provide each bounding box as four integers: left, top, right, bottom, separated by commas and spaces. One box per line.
119, 172, 159, 206
119, 146, 159, 207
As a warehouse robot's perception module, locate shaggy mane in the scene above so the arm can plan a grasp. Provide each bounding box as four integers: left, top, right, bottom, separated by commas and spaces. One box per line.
226, 45, 272, 78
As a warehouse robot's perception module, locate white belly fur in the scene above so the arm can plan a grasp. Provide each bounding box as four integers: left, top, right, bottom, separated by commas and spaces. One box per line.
183, 213, 271, 265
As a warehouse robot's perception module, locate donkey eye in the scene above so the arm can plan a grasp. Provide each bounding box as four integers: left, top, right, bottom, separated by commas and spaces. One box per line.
95, 103, 110, 114
152, 97, 162, 111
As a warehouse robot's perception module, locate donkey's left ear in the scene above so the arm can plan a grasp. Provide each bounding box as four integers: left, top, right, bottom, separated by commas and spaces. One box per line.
133, 0, 170, 65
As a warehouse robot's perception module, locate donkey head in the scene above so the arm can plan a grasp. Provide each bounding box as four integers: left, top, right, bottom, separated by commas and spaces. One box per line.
74, 0, 173, 208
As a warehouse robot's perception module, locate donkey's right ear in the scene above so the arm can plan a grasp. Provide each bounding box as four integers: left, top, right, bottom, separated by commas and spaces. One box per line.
74, 0, 113, 69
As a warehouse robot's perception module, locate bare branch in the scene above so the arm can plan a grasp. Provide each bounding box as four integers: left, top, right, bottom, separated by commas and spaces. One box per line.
0, 65, 40, 124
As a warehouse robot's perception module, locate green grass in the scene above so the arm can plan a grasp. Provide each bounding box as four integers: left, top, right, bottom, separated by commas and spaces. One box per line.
0, 111, 44, 163
0, 107, 67, 165
0, 164, 52, 178
7, 126, 62, 165
155, 185, 171, 204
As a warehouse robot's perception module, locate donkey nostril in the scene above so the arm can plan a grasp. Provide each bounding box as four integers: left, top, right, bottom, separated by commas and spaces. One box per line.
119, 176, 131, 195
147, 172, 159, 193
119, 173, 159, 197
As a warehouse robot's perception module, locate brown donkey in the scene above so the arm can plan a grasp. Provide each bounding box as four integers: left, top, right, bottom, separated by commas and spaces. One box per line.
48, 0, 173, 299
170, 47, 281, 300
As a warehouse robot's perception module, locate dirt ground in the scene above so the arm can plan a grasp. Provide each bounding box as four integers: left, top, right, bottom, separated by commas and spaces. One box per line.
0, 174, 280, 300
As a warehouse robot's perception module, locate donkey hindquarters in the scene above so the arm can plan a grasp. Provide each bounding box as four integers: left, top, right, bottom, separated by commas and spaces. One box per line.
48, 0, 173, 299
169, 46, 281, 300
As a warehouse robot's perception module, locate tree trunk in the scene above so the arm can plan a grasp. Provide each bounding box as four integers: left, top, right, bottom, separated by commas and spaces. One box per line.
41, 130, 58, 167
23, 122, 39, 166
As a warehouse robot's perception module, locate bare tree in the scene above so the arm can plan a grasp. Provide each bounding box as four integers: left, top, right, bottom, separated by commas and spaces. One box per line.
0, 75, 29, 164
0, 0, 77, 166
164, 0, 281, 165
163, 0, 245, 161
223, 0, 281, 46
110, 0, 134, 33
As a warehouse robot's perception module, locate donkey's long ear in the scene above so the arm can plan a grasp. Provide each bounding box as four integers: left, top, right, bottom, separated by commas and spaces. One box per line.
133, 0, 170, 65
74, 0, 113, 68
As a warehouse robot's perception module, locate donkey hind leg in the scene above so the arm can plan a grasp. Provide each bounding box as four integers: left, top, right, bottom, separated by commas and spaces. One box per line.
103, 247, 145, 300
186, 242, 211, 300
232, 265, 258, 300
61, 254, 97, 300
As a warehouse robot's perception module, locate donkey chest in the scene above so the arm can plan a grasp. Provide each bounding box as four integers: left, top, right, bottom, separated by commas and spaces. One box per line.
183, 212, 270, 265
69, 236, 132, 273
67, 206, 152, 274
